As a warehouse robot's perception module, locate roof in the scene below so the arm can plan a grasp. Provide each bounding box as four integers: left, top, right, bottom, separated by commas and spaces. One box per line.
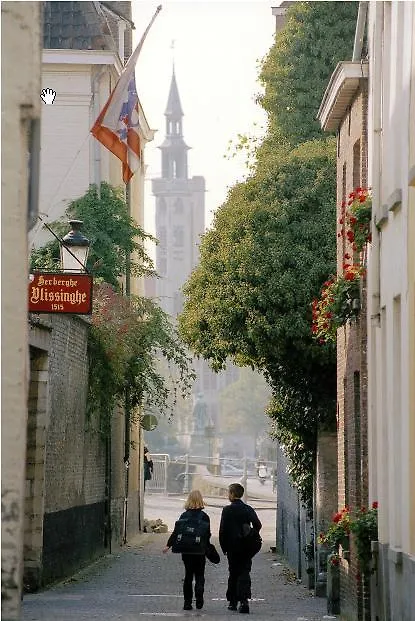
317, 61, 369, 131
43, 1, 133, 61
158, 137, 190, 150
164, 68, 184, 118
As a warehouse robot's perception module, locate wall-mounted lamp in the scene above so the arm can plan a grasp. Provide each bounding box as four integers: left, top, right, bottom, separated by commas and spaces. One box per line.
60, 220, 90, 273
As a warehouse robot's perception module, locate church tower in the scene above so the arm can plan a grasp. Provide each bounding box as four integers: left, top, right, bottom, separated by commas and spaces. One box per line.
152, 68, 205, 318
151, 68, 239, 451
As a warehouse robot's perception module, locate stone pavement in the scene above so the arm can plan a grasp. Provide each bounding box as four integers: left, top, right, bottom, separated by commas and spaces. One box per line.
23, 494, 338, 621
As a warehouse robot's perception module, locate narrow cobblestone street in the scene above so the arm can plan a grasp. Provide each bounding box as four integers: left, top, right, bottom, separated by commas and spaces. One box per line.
23, 494, 335, 621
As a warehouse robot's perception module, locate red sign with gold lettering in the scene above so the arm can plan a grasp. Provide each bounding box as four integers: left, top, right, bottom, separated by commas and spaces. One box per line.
28, 272, 93, 314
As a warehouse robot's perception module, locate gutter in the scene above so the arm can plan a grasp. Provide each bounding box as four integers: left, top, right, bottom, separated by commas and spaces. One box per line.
353, 2, 368, 61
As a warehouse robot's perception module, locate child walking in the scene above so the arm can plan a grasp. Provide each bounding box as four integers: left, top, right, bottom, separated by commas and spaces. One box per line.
163, 490, 211, 610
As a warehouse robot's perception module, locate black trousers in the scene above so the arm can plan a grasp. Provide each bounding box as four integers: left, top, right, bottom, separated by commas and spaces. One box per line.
226, 552, 252, 604
182, 554, 206, 604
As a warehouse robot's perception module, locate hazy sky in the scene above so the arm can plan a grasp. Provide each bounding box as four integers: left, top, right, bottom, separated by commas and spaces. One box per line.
131, 1, 276, 233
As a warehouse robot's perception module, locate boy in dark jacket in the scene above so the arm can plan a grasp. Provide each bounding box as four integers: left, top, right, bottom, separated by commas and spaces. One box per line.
163, 490, 211, 611
219, 483, 262, 614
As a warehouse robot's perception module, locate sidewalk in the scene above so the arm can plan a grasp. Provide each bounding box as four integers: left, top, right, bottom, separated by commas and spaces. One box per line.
23, 495, 336, 621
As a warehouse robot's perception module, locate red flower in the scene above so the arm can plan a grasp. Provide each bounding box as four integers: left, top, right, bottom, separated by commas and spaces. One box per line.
333, 512, 342, 523
339, 217, 344, 224
345, 271, 355, 281
372, 501, 378, 510
344, 253, 351, 259
349, 216, 357, 225
346, 230, 355, 242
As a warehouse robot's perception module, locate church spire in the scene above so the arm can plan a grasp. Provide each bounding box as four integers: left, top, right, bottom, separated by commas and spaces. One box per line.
159, 65, 190, 179
164, 66, 184, 118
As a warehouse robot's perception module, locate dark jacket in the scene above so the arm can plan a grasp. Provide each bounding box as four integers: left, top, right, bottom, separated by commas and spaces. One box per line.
166, 508, 211, 548
144, 454, 153, 481
219, 499, 262, 554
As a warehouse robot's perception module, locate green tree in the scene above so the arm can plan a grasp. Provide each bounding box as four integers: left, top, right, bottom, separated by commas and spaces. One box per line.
30, 183, 155, 289
258, 1, 358, 150
179, 2, 358, 504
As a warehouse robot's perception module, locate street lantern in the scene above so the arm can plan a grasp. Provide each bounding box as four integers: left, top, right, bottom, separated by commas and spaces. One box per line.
60, 220, 90, 272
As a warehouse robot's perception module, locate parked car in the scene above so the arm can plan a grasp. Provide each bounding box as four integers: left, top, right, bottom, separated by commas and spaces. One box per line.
220, 462, 244, 477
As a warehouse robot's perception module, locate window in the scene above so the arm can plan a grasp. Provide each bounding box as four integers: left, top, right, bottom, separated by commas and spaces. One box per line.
353, 139, 361, 189
174, 199, 183, 215
158, 258, 167, 276
158, 226, 166, 247
173, 292, 184, 315
173, 226, 184, 247
158, 198, 167, 218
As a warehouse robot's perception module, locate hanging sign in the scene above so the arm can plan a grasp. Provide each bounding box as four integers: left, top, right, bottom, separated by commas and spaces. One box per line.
28, 272, 93, 315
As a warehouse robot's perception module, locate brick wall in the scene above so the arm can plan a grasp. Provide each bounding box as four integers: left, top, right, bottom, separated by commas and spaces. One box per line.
335, 82, 369, 620
37, 313, 142, 584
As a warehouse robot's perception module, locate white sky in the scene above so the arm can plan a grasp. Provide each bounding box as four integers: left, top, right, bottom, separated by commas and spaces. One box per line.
131, 1, 276, 234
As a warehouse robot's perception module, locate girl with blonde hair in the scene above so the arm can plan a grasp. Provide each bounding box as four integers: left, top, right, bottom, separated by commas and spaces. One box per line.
163, 489, 211, 610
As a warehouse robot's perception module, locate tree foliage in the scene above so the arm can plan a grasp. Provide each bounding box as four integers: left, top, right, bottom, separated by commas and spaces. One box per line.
30, 183, 156, 289
180, 139, 336, 384
179, 3, 358, 504
89, 283, 194, 434
258, 1, 358, 149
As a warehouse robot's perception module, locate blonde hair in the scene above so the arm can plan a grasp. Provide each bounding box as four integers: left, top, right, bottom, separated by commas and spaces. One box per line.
184, 489, 205, 510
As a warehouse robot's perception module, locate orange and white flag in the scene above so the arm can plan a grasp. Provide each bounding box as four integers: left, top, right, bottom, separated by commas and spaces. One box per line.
91, 5, 162, 183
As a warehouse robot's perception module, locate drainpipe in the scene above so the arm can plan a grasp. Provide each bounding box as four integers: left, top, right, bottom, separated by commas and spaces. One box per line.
353, 2, 368, 61
118, 21, 126, 64
370, 1, 383, 328
92, 67, 107, 198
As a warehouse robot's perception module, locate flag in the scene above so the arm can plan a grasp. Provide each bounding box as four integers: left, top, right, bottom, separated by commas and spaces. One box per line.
91, 5, 162, 183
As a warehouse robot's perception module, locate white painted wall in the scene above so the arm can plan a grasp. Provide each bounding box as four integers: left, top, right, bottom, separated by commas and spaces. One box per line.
31, 51, 153, 255
367, 0, 414, 563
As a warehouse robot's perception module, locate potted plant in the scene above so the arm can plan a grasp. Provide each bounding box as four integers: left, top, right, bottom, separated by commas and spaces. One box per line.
312, 265, 364, 343
318, 506, 351, 553
349, 502, 378, 576
339, 187, 372, 253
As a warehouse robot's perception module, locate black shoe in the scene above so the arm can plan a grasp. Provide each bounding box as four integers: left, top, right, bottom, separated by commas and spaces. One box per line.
183, 603, 192, 610
238, 601, 250, 614
228, 602, 238, 611
196, 598, 204, 610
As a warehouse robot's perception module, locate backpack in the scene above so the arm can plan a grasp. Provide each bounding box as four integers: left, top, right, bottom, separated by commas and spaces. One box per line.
171, 515, 210, 555
238, 523, 262, 558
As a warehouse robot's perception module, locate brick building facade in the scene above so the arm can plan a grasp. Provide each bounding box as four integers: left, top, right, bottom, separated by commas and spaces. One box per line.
318, 60, 370, 619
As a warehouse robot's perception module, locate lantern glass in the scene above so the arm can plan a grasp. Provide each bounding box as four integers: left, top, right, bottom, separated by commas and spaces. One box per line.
60, 220, 90, 272
60, 244, 90, 272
